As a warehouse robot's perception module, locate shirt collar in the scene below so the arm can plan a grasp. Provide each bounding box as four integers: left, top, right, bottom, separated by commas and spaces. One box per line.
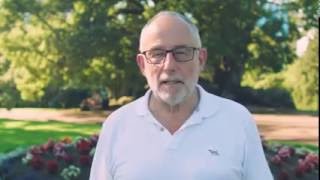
196, 85, 220, 118
135, 89, 152, 116
135, 84, 220, 119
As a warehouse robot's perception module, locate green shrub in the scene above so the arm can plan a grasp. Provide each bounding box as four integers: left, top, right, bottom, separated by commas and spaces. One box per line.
283, 32, 318, 111
235, 86, 294, 108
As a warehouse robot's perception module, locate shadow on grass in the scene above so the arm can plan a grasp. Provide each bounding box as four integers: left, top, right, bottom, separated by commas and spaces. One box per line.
0, 118, 101, 153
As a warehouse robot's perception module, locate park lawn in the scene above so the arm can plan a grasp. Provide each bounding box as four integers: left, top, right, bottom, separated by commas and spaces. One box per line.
0, 118, 102, 153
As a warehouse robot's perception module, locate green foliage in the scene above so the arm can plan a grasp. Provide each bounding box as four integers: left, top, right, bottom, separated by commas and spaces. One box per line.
0, 0, 317, 108
0, 83, 19, 109
241, 69, 284, 90
283, 31, 319, 111
0, 0, 144, 102
0, 57, 20, 109
246, 26, 296, 74
236, 86, 294, 108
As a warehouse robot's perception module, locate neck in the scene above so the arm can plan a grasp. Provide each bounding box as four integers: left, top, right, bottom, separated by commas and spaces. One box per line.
149, 87, 199, 134
150, 88, 199, 115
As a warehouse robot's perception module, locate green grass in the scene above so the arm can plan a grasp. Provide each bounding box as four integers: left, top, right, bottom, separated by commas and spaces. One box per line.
267, 140, 319, 154
0, 118, 102, 153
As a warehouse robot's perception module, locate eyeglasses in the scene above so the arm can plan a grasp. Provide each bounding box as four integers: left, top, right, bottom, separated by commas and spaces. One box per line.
141, 46, 199, 64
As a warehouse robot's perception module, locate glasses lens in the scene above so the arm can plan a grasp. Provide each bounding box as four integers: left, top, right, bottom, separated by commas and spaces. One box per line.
173, 47, 194, 61
146, 49, 165, 64
143, 47, 196, 64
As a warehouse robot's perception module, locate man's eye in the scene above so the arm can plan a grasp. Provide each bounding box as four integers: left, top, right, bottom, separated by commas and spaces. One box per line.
150, 51, 164, 57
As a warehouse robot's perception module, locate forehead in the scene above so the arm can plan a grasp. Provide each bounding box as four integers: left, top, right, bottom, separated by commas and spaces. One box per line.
139, 15, 199, 51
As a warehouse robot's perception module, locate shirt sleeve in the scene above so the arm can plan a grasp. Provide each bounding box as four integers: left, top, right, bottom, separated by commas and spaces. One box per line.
243, 114, 274, 180
90, 120, 114, 180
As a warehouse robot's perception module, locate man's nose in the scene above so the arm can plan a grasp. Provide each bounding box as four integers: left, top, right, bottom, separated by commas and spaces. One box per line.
162, 52, 177, 70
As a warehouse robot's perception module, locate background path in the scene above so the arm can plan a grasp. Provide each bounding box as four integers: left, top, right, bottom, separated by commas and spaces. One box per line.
0, 108, 318, 146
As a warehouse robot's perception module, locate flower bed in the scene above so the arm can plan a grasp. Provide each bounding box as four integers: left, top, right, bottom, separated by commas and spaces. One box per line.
264, 142, 318, 180
0, 135, 318, 180
0, 136, 98, 180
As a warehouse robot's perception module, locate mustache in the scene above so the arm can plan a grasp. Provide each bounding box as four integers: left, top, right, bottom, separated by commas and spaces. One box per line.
159, 76, 184, 84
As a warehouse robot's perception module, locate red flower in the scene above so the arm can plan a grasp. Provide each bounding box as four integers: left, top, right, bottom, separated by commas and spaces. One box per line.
79, 155, 92, 166
47, 160, 59, 174
41, 139, 55, 152
304, 154, 319, 167
76, 139, 92, 154
295, 159, 307, 177
30, 156, 44, 170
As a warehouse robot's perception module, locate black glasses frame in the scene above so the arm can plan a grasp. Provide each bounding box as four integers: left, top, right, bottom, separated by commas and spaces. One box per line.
141, 47, 200, 64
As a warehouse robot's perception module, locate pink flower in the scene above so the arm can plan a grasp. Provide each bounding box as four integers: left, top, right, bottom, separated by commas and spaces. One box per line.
63, 154, 74, 164
277, 147, 291, 160
30, 146, 43, 156
295, 159, 308, 177
53, 142, 65, 152
270, 155, 282, 166
54, 150, 67, 160
304, 153, 319, 167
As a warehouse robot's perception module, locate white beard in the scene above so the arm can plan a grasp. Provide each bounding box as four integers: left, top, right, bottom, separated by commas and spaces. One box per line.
157, 87, 188, 107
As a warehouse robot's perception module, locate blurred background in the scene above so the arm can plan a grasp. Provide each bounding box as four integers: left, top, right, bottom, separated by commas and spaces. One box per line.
0, 0, 318, 179
0, 0, 318, 112
0, 0, 319, 147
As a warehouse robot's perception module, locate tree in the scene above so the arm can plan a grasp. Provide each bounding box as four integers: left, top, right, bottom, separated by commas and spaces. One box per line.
0, 0, 145, 102
283, 31, 318, 111
0, 0, 317, 108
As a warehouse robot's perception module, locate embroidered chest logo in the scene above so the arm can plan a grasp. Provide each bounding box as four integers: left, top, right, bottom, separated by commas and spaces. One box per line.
208, 149, 219, 156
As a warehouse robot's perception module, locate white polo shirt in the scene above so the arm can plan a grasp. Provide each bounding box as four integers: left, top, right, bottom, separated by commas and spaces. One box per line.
90, 85, 273, 180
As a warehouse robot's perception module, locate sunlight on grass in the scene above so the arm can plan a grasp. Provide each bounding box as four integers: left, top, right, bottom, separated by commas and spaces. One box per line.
0, 119, 102, 153
1, 121, 29, 128
23, 125, 98, 135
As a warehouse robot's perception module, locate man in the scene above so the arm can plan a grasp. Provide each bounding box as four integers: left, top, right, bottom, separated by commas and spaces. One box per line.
90, 11, 273, 180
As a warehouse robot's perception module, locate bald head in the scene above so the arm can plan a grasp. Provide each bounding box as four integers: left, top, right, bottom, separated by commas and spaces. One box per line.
139, 11, 202, 51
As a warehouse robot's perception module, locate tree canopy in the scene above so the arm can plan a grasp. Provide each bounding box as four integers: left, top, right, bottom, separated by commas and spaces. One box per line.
0, 0, 318, 110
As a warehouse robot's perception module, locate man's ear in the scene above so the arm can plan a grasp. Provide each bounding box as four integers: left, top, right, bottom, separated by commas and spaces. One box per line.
136, 54, 146, 76
198, 48, 207, 71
